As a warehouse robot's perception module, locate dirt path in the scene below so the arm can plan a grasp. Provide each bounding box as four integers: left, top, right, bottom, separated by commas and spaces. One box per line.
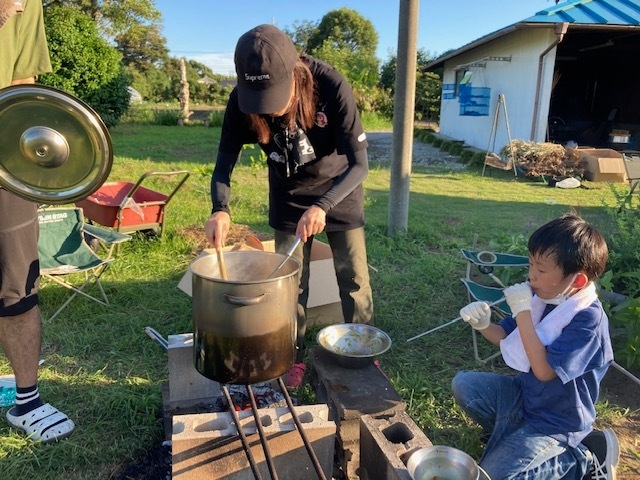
366, 131, 467, 169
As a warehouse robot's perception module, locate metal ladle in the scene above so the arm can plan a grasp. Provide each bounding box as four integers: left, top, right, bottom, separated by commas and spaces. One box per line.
267, 236, 301, 279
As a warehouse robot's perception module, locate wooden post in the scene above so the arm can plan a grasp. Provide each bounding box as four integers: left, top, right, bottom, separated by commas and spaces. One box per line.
179, 58, 190, 125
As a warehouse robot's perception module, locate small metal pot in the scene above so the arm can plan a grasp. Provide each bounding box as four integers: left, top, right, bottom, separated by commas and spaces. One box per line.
407, 445, 479, 480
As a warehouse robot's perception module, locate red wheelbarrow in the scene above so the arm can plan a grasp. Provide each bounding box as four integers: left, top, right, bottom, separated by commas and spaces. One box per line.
76, 170, 190, 237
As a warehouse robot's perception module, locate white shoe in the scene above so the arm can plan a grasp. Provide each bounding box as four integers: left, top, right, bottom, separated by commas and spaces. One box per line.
6, 403, 75, 444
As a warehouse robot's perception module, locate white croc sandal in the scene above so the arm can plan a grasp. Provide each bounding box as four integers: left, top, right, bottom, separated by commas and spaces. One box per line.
6, 403, 75, 444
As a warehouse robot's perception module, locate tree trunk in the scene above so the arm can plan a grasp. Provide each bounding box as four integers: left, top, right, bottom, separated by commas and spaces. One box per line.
179, 58, 190, 125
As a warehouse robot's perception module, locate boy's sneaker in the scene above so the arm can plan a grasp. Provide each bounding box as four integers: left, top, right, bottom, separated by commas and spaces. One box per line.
582, 428, 620, 480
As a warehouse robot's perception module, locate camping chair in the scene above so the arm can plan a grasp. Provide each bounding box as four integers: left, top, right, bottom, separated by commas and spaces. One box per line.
460, 248, 529, 363
621, 151, 640, 202
38, 207, 131, 321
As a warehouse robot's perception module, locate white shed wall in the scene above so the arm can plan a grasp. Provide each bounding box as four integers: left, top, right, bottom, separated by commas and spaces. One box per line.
438, 28, 558, 151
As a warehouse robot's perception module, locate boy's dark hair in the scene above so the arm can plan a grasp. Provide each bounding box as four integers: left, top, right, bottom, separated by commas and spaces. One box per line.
528, 214, 608, 280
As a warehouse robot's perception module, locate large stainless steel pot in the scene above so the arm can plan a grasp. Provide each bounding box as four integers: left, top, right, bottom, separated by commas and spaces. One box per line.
190, 250, 300, 385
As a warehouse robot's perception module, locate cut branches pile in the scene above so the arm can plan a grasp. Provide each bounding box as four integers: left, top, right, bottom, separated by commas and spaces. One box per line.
500, 140, 584, 179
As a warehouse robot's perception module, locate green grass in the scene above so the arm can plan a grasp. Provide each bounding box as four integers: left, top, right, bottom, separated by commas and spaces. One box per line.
0, 122, 635, 478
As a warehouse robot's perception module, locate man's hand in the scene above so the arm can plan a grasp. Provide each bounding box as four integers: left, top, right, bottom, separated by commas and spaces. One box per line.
460, 301, 492, 330
503, 282, 533, 317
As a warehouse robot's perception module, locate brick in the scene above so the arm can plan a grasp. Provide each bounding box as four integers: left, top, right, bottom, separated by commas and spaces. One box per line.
359, 411, 433, 480
172, 404, 335, 480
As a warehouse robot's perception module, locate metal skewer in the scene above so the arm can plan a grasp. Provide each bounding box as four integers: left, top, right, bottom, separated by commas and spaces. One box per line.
406, 297, 506, 342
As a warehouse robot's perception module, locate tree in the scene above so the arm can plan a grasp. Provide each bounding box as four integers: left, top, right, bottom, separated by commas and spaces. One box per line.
44, 0, 167, 82
40, 5, 130, 127
307, 7, 377, 57
284, 19, 319, 53
115, 23, 168, 72
44, 0, 162, 39
303, 8, 379, 88
379, 49, 442, 122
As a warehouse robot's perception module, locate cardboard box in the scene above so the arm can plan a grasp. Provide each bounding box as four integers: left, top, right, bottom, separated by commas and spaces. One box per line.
177, 239, 340, 308
578, 148, 627, 183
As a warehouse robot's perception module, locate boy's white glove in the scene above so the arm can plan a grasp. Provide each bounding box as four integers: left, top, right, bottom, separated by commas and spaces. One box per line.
460, 301, 491, 330
503, 282, 533, 317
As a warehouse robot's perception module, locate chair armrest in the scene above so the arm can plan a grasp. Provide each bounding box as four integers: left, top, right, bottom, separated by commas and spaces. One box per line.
83, 223, 131, 245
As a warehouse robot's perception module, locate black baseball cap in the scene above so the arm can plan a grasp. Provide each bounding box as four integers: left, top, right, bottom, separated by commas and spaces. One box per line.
234, 24, 298, 115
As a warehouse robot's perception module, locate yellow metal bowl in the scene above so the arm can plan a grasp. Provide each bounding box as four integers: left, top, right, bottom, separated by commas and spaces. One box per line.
316, 324, 392, 369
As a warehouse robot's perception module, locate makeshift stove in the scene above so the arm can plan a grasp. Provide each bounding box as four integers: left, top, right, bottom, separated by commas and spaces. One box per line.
164, 333, 335, 479
163, 334, 432, 480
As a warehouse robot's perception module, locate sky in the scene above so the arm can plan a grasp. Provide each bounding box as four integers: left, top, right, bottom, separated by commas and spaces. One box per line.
154, 0, 555, 76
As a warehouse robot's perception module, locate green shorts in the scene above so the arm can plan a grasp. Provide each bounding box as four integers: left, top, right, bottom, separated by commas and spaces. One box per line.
0, 188, 39, 316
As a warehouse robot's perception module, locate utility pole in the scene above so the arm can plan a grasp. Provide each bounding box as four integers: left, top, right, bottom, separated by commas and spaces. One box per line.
388, 0, 419, 236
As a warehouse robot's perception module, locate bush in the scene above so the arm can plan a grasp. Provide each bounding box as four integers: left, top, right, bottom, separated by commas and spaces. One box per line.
208, 110, 225, 128
153, 110, 181, 126
121, 105, 156, 124
601, 194, 640, 368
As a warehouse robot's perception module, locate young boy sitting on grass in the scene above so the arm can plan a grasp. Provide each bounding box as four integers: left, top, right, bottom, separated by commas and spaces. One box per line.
454, 214, 619, 480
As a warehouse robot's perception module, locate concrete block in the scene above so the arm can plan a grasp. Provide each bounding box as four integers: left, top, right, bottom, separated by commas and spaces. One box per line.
172, 404, 336, 480
168, 333, 221, 406
359, 411, 433, 480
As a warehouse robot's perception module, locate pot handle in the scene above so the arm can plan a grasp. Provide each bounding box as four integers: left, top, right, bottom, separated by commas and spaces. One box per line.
224, 293, 267, 306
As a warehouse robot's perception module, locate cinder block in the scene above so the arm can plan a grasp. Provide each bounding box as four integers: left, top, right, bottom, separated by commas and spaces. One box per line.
359, 411, 433, 480
168, 333, 221, 406
172, 404, 336, 480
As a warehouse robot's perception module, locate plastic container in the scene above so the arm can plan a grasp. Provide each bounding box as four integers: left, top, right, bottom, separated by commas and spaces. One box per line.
0, 375, 16, 407
459, 86, 491, 116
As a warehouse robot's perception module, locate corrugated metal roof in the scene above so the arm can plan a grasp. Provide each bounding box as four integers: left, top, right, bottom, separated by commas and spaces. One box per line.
424, 0, 640, 70
524, 0, 640, 26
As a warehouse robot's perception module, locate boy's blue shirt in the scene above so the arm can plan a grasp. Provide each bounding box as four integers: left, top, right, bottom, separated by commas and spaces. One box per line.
499, 299, 614, 447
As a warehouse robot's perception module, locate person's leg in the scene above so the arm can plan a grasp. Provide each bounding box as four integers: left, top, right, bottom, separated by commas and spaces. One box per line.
453, 371, 589, 479
0, 191, 41, 392
326, 227, 373, 325
0, 192, 74, 442
452, 370, 522, 437
481, 423, 589, 479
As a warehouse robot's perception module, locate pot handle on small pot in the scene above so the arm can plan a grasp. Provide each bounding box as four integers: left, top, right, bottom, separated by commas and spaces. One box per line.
224, 293, 267, 306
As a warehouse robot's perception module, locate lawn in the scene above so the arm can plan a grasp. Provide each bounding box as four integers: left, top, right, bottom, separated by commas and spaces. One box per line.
0, 122, 637, 479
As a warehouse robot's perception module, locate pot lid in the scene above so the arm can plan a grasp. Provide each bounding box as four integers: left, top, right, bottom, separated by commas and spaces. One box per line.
0, 84, 112, 204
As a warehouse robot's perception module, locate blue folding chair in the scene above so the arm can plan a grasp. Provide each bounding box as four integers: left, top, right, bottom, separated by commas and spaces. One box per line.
460, 249, 528, 363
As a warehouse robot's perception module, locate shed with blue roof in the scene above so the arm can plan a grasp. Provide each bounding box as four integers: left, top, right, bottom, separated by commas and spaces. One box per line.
425, 0, 640, 152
